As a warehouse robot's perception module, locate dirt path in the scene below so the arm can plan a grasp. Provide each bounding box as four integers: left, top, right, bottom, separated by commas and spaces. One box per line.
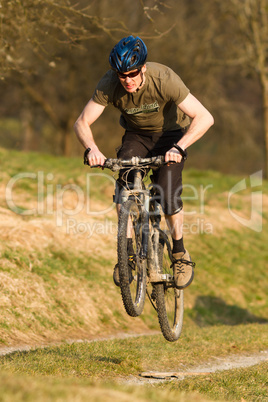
135, 350, 268, 384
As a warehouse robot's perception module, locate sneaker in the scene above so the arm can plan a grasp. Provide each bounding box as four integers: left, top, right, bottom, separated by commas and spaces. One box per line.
113, 255, 136, 287
172, 250, 195, 289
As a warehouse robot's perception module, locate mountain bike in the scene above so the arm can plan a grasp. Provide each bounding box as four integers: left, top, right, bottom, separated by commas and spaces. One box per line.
87, 156, 184, 342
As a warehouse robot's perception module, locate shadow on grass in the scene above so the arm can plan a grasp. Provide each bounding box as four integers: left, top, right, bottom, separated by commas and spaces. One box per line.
92, 356, 123, 364
191, 296, 268, 326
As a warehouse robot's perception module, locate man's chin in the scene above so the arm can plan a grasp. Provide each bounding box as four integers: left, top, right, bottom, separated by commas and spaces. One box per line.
124, 86, 137, 93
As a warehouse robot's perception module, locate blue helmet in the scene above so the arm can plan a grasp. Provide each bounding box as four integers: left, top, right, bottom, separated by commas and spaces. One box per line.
109, 36, 147, 72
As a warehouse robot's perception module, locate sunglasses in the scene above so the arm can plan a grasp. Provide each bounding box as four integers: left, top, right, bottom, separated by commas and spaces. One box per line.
117, 69, 141, 79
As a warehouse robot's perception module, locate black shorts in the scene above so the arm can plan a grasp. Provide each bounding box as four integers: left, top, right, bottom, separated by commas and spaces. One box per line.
115, 129, 187, 215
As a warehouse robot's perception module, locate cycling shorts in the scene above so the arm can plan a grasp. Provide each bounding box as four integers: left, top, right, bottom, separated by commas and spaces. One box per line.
114, 129, 188, 215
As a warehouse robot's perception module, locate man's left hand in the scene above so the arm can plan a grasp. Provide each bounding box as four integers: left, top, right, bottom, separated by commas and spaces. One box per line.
165, 147, 183, 163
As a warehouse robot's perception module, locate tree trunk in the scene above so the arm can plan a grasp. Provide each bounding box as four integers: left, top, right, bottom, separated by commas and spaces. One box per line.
21, 107, 35, 151
260, 75, 268, 179
61, 114, 76, 157
264, 83, 268, 179
63, 130, 72, 157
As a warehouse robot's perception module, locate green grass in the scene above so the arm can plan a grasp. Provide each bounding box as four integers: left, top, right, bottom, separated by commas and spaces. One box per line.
0, 372, 215, 402
1, 325, 266, 378
1, 244, 108, 283
0, 326, 267, 401
188, 229, 268, 324
0, 363, 266, 402
0, 242, 119, 343
164, 361, 268, 402
0, 147, 115, 207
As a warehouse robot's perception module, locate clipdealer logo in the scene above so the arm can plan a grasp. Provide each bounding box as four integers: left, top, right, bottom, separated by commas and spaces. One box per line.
228, 170, 262, 232
5, 171, 115, 226
5, 169, 263, 235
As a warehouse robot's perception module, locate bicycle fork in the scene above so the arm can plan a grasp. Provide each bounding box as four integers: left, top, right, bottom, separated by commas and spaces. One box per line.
141, 194, 150, 260
141, 190, 163, 279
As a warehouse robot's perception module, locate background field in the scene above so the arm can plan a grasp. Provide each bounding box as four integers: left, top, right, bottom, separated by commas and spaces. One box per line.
0, 148, 267, 401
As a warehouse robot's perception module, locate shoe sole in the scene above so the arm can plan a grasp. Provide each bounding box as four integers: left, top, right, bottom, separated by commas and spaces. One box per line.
113, 263, 134, 287
175, 269, 194, 290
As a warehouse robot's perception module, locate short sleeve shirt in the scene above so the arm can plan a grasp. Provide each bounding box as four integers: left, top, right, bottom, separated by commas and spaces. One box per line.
92, 62, 190, 133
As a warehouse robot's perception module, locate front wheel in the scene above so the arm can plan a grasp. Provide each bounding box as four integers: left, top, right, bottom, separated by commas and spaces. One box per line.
117, 200, 147, 317
154, 232, 184, 342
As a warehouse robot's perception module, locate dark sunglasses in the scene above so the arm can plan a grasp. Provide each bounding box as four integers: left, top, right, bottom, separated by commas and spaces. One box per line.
117, 69, 141, 79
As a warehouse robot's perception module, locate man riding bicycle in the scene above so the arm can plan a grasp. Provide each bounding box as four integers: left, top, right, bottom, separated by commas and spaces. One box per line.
74, 36, 214, 290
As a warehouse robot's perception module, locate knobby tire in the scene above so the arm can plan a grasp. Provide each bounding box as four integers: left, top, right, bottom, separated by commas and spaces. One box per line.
118, 200, 147, 317
154, 233, 184, 342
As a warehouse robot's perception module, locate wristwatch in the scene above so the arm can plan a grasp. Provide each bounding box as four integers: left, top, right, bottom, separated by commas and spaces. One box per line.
172, 143, 187, 160
83, 147, 91, 165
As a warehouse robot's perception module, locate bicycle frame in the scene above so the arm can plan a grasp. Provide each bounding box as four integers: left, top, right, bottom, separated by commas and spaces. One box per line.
121, 168, 174, 285
88, 156, 175, 281
120, 169, 150, 260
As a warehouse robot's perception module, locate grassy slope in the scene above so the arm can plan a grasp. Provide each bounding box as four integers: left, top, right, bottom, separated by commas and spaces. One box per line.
0, 147, 267, 401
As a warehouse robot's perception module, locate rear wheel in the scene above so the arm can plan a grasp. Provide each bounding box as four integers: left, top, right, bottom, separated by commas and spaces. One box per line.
154, 232, 184, 341
118, 200, 147, 317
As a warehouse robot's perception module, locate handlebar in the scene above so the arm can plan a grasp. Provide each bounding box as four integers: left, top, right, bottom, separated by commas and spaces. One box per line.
84, 155, 167, 171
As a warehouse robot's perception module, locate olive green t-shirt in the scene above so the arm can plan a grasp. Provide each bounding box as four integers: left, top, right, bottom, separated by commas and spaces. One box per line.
92, 62, 190, 133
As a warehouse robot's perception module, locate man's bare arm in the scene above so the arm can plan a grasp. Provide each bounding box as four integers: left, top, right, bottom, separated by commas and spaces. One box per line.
177, 93, 214, 149
165, 93, 214, 163
74, 99, 106, 165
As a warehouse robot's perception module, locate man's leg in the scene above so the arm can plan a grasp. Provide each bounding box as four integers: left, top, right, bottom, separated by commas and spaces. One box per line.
165, 209, 194, 290
149, 129, 195, 288
165, 210, 184, 241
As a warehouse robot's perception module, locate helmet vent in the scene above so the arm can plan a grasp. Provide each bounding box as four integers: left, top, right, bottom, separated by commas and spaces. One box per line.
109, 36, 147, 73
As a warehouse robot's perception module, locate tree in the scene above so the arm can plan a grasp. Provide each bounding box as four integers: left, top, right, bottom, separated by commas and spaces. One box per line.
0, 0, 174, 155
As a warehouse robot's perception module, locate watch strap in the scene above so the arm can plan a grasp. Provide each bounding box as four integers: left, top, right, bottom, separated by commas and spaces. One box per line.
83, 147, 91, 165
172, 143, 187, 160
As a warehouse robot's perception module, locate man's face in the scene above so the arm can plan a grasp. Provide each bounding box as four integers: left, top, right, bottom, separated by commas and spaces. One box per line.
117, 65, 146, 93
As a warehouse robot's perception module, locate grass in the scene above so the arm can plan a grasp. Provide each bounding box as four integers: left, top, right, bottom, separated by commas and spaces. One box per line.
188, 228, 268, 324
0, 363, 266, 402
0, 326, 267, 401
0, 242, 122, 344
0, 372, 215, 402
0, 147, 267, 401
0, 147, 115, 209
1, 325, 267, 378
162, 361, 268, 402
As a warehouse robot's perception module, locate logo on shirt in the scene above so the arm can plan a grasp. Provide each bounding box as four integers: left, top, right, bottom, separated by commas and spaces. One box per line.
124, 101, 160, 115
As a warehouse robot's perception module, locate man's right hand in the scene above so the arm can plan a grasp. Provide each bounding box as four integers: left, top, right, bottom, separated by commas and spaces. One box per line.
86, 147, 106, 166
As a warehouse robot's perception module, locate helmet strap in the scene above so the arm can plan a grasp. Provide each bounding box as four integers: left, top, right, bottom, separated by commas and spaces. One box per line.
135, 71, 146, 92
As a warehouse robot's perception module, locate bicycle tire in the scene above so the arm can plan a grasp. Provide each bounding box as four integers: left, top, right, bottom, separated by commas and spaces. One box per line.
154, 232, 184, 342
118, 200, 147, 317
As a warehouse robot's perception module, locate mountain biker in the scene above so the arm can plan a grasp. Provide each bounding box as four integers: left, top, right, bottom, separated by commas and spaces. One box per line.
74, 35, 214, 290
